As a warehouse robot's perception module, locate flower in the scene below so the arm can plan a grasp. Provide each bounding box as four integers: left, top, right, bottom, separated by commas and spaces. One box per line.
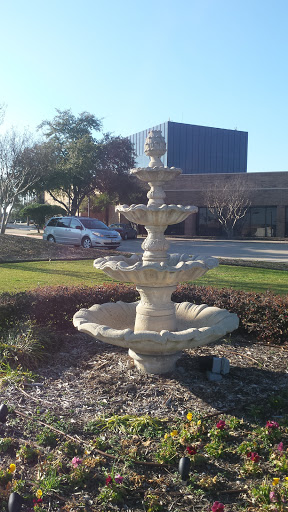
164, 433, 169, 440
71, 457, 82, 468
272, 478, 280, 486
170, 430, 178, 437
266, 420, 279, 429
277, 442, 284, 453
114, 474, 123, 484
33, 498, 43, 506
106, 475, 113, 486
269, 491, 277, 502
212, 501, 225, 512
35, 490, 43, 499
186, 412, 193, 421
8, 463, 16, 473
247, 452, 260, 463
186, 445, 197, 455
216, 420, 226, 430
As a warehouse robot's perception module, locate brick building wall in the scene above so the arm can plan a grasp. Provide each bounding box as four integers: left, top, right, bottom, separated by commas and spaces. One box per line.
164, 172, 288, 237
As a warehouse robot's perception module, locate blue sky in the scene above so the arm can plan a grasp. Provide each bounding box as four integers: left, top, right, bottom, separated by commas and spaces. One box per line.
1, 0, 287, 173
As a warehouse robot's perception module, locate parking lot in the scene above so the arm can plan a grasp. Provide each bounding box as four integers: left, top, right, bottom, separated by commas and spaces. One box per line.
5, 224, 288, 262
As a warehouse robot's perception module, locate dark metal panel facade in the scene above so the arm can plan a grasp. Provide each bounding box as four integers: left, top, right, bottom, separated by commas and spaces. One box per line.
129, 122, 168, 168
167, 121, 248, 174
129, 121, 248, 174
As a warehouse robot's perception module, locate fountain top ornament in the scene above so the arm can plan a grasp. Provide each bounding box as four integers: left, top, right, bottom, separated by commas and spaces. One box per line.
73, 129, 239, 374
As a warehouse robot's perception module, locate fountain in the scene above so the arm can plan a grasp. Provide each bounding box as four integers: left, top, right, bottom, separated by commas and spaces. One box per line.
73, 130, 239, 374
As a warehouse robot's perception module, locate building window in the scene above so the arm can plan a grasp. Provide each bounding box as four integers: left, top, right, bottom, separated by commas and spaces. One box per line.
197, 208, 222, 236
240, 207, 277, 237
197, 206, 276, 238
285, 207, 288, 237
165, 221, 185, 236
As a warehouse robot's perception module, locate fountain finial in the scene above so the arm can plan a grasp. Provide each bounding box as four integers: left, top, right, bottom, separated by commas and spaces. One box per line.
144, 130, 166, 167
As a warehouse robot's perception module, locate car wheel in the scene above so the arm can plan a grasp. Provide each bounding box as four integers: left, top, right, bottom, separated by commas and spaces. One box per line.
47, 235, 56, 243
81, 236, 92, 249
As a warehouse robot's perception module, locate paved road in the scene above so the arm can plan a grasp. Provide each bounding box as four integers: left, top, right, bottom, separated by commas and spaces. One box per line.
122, 237, 288, 262
4, 225, 288, 262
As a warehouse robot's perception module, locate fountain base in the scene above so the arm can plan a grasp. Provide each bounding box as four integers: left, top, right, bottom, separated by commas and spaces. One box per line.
128, 349, 182, 374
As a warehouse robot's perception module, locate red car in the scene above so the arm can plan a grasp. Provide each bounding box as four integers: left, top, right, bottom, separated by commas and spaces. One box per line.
109, 223, 138, 240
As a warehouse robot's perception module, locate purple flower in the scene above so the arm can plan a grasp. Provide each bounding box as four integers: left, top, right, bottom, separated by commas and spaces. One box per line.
71, 457, 82, 468
269, 491, 277, 502
114, 473, 123, 484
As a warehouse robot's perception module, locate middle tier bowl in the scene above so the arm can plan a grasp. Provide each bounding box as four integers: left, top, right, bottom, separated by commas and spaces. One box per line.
116, 204, 198, 226
94, 253, 218, 286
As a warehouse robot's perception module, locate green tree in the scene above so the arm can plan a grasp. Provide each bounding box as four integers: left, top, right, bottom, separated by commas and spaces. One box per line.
20, 203, 66, 232
38, 109, 140, 217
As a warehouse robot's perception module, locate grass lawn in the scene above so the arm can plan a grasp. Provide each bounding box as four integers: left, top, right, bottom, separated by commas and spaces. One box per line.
0, 259, 288, 294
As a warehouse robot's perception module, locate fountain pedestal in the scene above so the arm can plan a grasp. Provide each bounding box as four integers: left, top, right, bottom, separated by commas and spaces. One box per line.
128, 349, 181, 374
134, 284, 177, 332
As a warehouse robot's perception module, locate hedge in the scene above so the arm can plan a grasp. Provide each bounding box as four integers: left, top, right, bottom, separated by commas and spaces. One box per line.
0, 284, 287, 345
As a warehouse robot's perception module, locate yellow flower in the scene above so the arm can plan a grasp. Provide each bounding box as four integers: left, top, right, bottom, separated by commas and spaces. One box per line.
170, 430, 178, 437
36, 489, 43, 499
272, 478, 280, 486
8, 464, 16, 473
186, 412, 193, 422
197, 420, 202, 426
164, 433, 169, 440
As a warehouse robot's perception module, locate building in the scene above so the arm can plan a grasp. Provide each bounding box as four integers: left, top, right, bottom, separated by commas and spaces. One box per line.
129, 121, 248, 174
129, 122, 288, 238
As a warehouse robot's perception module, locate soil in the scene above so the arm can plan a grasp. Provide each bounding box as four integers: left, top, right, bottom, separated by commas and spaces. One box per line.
1, 233, 288, 511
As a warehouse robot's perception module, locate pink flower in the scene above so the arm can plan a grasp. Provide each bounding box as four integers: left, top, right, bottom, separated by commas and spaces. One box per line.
216, 420, 226, 430
106, 475, 113, 486
266, 420, 279, 429
33, 498, 43, 506
186, 445, 197, 455
269, 491, 277, 502
277, 442, 284, 453
212, 501, 225, 512
71, 457, 82, 468
247, 451, 260, 463
114, 473, 123, 484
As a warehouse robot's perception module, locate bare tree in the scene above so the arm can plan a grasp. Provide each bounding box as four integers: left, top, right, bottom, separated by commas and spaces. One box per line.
204, 175, 251, 238
0, 129, 50, 234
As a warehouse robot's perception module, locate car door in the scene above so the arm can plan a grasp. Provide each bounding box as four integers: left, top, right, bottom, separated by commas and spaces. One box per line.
55, 217, 71, 243
69, 218, 84, 245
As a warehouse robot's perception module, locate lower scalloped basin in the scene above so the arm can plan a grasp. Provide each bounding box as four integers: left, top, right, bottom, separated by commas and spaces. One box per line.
73, 301, 239, 355
93, 253, 218, 286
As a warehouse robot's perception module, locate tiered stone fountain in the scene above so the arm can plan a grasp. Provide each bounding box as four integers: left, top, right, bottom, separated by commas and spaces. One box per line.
73, 130, 239, 374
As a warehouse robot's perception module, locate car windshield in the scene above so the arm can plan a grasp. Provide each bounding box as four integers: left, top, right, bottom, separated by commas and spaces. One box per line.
80, 219, 109, 230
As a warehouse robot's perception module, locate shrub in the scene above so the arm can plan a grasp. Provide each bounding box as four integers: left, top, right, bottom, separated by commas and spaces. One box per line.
0, 283, 287, 345
0, 284, 139, 333
173, 285, 288, 345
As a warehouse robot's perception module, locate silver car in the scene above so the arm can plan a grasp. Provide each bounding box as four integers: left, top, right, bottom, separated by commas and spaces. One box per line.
43, 216, 122, 249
